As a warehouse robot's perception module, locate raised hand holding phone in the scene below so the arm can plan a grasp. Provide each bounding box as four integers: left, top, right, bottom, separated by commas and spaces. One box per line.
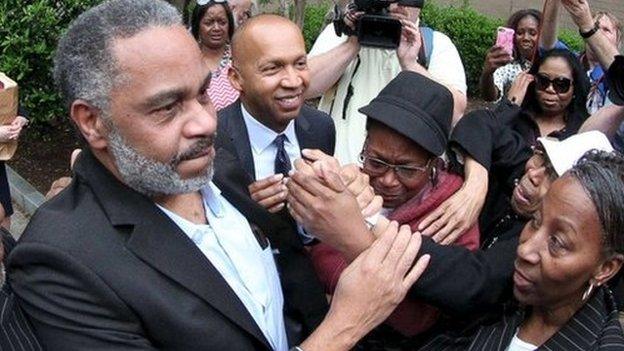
496, 26, 515, 57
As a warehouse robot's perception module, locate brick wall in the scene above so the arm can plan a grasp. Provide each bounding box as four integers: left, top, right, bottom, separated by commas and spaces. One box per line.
431, 0, 624, 30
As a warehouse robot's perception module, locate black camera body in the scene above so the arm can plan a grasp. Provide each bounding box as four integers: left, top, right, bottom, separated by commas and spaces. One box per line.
333, 0, 424, 49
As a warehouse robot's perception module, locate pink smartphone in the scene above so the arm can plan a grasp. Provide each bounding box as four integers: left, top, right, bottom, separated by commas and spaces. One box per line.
496, 27, 515, 57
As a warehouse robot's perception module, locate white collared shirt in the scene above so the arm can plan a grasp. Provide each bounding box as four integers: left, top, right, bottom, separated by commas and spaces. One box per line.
240, 104, 301, 180
240, 104, 317, 244
157, 183, 288, 351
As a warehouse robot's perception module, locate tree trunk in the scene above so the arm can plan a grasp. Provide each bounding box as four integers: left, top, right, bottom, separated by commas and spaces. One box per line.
279, 0, 290, 19
294, 0, 306, 28
182, 0, 192, 26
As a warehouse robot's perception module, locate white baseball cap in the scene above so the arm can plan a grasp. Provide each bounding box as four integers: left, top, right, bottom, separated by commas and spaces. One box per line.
538, 131, 614, 176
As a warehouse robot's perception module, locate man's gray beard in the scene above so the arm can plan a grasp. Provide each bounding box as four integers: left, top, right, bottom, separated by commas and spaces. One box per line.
107, 126, 214, 198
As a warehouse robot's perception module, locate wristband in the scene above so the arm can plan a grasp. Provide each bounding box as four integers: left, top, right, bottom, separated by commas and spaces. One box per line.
579, 21, 599, 39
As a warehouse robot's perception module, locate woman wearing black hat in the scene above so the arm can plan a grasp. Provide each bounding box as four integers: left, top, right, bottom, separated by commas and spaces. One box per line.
306, 71, 480, 344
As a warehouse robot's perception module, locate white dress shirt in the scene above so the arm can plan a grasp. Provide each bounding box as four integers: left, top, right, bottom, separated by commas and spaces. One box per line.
240, 104, 317, 244
157, 183, 288, 351
241, 104, 301, 181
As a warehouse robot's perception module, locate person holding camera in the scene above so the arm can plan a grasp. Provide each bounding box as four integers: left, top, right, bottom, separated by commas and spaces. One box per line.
306, 0, 467, 165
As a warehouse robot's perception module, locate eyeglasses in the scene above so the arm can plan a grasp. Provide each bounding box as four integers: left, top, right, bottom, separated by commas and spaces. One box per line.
359, 153, 430, 182
535, 73, 572, 94
197, 0, 226, 5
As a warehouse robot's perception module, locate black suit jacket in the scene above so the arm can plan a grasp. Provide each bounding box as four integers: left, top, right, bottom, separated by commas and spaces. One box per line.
1, 228, 42, 351
215, 100, 333, 339
216, 100, 336, 181
8, 149, 286, 350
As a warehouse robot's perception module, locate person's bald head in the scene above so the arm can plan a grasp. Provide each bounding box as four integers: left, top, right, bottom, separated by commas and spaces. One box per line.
228, 14, 309, 132
231, 14, 304, 67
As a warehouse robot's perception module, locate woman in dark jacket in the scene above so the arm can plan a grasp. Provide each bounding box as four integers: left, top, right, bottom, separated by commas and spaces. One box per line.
421, 150, 624, 350
497, 49, 590, 146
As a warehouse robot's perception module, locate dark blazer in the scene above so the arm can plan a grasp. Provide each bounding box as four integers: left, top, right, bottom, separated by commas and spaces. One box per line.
420, 287, 624, 350
8, 149, 287, 350
215, 100, 333, 340
494, 97, 588, 147
1, 228, 42, 351
216, 100, 336, 181
213, 141, 329, 343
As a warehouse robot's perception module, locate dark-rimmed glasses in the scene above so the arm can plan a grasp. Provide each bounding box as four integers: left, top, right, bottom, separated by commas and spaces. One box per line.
535, 73, 572, 94
359, 153, 430, 182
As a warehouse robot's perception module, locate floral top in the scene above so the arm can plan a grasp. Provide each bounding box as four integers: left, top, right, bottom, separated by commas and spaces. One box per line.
493, 59, 532, 102
207, 45, 239, 111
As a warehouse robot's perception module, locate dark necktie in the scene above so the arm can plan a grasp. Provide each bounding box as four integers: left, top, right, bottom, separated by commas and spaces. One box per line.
274, 134, 291, 176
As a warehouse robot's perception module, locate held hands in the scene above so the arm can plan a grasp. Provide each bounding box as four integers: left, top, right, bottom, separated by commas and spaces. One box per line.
300, 149, 382, 217
483, 45, 513, 74
286, 156, 371, 255
316, 221, 430, 348
506, 71, 535, 105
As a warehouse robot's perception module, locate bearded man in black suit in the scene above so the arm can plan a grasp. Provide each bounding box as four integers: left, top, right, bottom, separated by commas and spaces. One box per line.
7, 1, 429, 350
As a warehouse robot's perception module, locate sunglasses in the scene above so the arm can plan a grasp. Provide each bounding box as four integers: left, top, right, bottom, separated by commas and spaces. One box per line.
535, 73, 573, 94
197, 0, 226, 5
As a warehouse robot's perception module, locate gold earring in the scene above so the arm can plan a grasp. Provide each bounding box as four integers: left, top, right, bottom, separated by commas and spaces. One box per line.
582, 281, 595, 301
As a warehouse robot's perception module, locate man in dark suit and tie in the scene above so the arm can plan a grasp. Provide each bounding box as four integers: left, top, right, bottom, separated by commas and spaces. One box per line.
215, 16, 340, 340
217, 15, 335, 215
7, 0, 429, 350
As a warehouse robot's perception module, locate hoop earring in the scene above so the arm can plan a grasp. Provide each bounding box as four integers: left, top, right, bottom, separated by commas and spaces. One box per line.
429, 164, 438, 186
582, 282, 595, 301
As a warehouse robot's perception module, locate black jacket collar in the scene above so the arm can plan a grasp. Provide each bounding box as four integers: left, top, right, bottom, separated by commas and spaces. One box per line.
72, 149, 272, 349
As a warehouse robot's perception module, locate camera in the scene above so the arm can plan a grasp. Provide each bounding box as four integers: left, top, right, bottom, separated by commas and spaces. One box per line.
333, 0, 424, 49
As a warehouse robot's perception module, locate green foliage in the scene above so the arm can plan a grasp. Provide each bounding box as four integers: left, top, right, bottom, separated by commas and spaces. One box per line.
0, 0, 104, 128
421, 2, 502, 96
559, 29, 585, 52
302, 2, 330, 51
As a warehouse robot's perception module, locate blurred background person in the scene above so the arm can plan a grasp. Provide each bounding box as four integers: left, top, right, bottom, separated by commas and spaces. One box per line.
498, 49, 589, 146
227, 0, 254, 28
191, 0, 239, 110
480, 9, 542, 102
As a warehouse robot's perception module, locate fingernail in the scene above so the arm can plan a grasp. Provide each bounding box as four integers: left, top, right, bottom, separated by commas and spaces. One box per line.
274, 173, 284, 181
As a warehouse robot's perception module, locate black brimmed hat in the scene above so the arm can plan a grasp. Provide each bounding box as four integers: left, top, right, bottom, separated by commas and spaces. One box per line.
358, 71, 453, 156
608, 55, 624, 106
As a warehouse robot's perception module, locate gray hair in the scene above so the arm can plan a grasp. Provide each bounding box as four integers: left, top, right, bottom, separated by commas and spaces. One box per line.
568, 150, 624, 257
53, 0, 182, 115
